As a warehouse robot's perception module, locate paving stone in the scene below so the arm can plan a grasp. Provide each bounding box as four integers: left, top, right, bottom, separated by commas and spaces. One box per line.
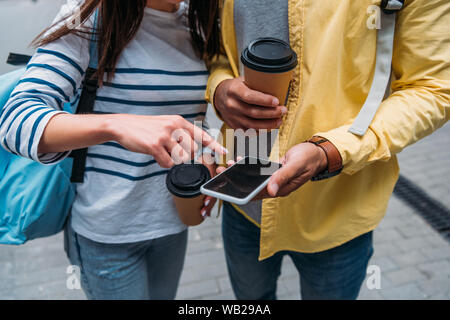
385, 266, 427, 286
372, 242, 402, 257
373, 228, 404, 244
395, 237, 433, 253
276, 281, 291, 297
184, 249, 226, 269
378, 275, 394, 289
187, 239, 223, 255
188, 229, 202, 242
217, 276, 233, 293
368, 255, 398, 273
428, 293, 450, 300
416, 260, 450, 279
277, 275, 300, 295
176, 279, 220, 300
379, 283, 428, 300
12, 242, 64, 261
422, 234, 450, 248
420, 246, 450, 261
0, 261, 15, 277
358, 287, 384, 300
280, 257, 298, 277
204, 290, 235, 300
391, 251, 431, 268
198, 227, 222, 241
396, 224, 435, 239
416, 276, 450, 298
0, 247, 14, 263
180, 261, 229, 286
279, 290, 300, 300
11, 253, 69, 275
11, 264, 73, 289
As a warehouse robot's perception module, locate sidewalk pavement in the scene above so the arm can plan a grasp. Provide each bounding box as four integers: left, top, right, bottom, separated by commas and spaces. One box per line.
0, 123, 449, 300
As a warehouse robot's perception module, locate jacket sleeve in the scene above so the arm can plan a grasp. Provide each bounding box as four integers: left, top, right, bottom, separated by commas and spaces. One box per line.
316, 0, 450, 175
205, 54, 235, 119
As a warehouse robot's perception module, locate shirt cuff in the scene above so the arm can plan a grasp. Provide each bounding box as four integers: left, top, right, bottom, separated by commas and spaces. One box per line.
31, 110, 71, 165
314, 123, 378, 175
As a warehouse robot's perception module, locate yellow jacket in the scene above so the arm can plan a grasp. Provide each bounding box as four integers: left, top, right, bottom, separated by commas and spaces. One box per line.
206, 0, 450, 260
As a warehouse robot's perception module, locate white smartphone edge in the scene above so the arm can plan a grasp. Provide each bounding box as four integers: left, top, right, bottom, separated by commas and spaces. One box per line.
199, 157, 275, 205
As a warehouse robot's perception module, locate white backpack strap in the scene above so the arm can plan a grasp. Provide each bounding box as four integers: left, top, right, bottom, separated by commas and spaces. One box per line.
348, 0, 404, 136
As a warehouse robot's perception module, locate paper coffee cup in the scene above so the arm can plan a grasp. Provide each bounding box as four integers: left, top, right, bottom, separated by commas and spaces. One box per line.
166, 162, 211, 226
241, 38, 298, 105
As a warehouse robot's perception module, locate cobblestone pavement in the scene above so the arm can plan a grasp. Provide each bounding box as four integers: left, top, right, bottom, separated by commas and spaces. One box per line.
0, 123, 449, 300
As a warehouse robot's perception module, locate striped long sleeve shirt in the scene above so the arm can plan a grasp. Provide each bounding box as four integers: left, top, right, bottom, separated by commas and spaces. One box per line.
0, 1, 210, 243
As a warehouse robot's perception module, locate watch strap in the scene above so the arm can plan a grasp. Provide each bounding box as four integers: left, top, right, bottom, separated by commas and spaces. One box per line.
307, 136, 343, 181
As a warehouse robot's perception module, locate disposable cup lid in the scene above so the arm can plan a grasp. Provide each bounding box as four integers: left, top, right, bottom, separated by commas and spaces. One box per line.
166, 163, 211, 198
241, 38, 298, 73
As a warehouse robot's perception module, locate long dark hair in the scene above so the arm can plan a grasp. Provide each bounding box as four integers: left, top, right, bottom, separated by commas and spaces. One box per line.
32, 0, 221, 85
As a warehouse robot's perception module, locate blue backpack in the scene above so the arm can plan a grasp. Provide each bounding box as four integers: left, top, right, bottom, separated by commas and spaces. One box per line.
0, 31, 99, 245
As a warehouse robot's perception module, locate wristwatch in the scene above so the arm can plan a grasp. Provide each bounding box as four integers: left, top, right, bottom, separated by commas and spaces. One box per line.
306, 136, 343, 181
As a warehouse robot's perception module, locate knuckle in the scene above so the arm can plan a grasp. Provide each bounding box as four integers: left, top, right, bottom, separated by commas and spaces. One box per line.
155, 136, 165, 146
242, 92, 252, 101
247, 108, 258, 118
147, 142, 158, 152
228, 80, 238, 92
172, 115, 184, 126
225, 98, 235, 110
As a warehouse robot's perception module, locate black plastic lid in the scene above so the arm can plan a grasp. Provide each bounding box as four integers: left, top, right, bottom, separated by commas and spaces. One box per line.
241, 38, 298, 73
166, 163, 211, 198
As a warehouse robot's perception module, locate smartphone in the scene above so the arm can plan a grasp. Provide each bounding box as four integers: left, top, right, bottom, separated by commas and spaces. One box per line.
200, 157, 281, 205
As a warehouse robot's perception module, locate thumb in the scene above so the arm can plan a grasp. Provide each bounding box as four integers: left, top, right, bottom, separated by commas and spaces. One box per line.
267, 164, 294, 197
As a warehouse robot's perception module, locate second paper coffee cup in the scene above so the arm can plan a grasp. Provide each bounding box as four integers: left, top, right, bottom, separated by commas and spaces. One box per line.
166, 162, 211, 226
241, 38, 298, 105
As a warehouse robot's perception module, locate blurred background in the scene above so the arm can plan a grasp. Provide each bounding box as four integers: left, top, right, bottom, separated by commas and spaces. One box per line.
0, 0, 449, 300
0, 0, 65, 74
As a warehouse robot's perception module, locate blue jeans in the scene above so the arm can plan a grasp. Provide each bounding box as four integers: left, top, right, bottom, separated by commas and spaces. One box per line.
222, 202, 373, 300
64, 224, 187, 300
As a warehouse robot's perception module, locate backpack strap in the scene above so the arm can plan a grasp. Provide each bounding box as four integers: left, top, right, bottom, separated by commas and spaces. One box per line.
69, 11, 99, 183
6, 53, 32, 66
348, 0, 405, 136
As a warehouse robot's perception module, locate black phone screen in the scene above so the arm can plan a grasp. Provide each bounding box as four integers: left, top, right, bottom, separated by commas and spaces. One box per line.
202, 157, 281, 199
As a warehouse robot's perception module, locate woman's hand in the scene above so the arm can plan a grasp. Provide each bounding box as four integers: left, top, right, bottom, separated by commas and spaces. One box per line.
38, 113, 226, 169
198, 153, 218, 218
106, 114, 226, 168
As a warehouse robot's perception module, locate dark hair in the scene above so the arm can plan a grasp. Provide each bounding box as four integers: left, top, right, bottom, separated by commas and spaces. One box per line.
32, 0, 221, 85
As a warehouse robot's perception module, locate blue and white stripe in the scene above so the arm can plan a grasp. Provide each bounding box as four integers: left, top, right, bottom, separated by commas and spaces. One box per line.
0, 1, 210, 244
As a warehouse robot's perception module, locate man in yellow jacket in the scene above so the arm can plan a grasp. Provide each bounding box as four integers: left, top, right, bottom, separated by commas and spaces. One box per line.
206, 0, 449, 299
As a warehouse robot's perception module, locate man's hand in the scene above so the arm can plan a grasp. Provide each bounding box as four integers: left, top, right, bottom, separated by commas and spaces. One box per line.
216, 142, 328, 200
214, 77, 287, 130
265, 142, 328, 197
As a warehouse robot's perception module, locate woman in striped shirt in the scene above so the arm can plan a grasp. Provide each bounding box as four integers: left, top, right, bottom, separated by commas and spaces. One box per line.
0, 0, 224, 299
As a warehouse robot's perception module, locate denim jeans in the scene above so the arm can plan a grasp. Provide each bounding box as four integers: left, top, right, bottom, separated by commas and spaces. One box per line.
222, 202, 374, 300
64, 223, 187, 300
